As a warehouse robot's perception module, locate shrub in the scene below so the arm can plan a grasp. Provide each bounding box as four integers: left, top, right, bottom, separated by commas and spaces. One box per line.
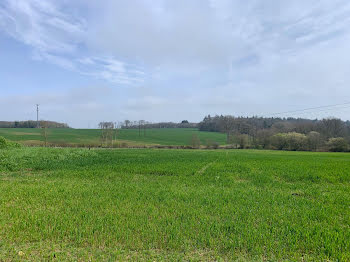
271, 132, 308, 151
206, 139, 219, 149
327, 137, 348, 152
0, 136, 22, 149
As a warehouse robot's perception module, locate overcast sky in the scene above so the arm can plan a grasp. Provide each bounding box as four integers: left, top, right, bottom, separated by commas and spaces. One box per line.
1, 0, 350, 128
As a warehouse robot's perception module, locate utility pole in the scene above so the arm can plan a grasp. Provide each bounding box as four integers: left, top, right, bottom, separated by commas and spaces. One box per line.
36, 104, 39, 128
114, 122, 117, 144
139, 120, 141, 137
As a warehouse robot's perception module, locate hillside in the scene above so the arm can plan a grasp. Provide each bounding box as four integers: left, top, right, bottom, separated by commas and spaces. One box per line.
0, 128, 226, 147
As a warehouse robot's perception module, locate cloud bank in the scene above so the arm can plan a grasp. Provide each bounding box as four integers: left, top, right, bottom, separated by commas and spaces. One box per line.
1, 0, 350, 127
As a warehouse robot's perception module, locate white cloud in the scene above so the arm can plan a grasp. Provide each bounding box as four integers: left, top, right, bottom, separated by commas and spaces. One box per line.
0, 0, 145, 85
1, 0, 350, 123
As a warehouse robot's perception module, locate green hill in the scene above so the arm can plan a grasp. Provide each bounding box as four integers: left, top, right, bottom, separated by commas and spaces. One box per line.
0, 128, 226, 147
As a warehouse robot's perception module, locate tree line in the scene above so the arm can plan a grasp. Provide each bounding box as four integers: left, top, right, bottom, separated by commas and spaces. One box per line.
120, 120, 196, 129
198, 115, 350, 152
0, 120, 69, 128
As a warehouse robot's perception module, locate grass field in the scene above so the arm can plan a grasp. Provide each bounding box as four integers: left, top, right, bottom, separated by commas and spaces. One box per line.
0, 128, 226, 147
0, 148, 349, 261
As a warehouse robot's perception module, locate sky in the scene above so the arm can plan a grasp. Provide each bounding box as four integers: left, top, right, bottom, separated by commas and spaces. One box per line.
1, 0, 350, 128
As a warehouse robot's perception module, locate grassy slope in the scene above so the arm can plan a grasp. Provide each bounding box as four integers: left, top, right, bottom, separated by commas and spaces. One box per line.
0, 148, 349, 261
0, 128, 227, 146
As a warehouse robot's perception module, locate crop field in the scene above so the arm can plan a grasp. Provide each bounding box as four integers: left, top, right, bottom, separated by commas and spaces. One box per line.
0, 148, 349, 261
0, 128, 226, 147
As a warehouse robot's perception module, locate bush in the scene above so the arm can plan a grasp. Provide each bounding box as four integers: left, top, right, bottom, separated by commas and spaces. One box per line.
0, 136, 22, 149
327, 137, 348, 152
271, 132, 308, 151
206, 139, 219, 149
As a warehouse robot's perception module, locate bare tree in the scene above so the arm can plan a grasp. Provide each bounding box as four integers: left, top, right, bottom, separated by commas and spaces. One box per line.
124, 120, 131, 128
41, 121, 48, 147
99, 122, 114, 147
319, 118, 346, 138
307, 131, 323, 151
190, 134, 201, 149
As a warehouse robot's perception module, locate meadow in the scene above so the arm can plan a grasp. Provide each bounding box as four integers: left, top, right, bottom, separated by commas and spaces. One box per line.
0, 147, 349, 261
0, 128, 226, 147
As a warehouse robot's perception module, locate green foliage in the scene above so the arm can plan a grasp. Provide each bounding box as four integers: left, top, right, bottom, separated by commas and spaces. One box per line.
0, 136, 21, 149
271, 132, 308, 151
327, 137, 349, 152
0, 148, 349, 260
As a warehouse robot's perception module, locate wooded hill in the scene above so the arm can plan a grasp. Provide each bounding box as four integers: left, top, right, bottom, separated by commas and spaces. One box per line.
0, 120, 69, 128
198, 115, 350, 152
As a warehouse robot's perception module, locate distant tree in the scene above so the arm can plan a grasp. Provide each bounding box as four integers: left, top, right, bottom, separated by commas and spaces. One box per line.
124, 120, 131, 128
99, 122, 114, 147
41, 121, 48, 147
307, 131, 323, 151
319, 118, 346, 138
190, 134, 201, 149
138, 120, 146, 137
0, 120, 68, 128
256, 129, 273, 149
327, 137, 348, 152
220, 116, 235, 143
271, 121, 294, 133
237, 134, 250, 149
271, 132, 308, 151
181, 120, 189, 124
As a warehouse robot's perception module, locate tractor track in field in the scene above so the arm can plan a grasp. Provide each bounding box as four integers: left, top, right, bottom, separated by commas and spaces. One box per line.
196, 160, 216, 175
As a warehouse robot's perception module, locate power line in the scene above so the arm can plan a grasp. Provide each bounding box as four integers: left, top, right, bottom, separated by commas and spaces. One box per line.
269, 101, 350, 116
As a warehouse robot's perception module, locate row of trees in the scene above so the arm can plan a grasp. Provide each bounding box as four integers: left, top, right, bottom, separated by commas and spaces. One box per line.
121, 120, 196, 129
0, 120, 69, 128
98, 122, 118, 147
199, 115, 350, 152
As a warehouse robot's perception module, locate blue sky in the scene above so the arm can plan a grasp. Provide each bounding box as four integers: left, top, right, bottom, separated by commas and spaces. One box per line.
1, 0, 350, 127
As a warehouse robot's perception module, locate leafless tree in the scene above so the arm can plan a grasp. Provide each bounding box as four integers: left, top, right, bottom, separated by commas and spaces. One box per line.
190, 134, 201, 148
41, 121, 48, 147
124, 120, 131, 128
99, 122, 115, 147
319, 118, 346, 138
307, 131, 323, 151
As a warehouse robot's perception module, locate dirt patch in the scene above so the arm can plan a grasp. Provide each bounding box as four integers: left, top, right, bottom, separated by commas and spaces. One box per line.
11, 132, 40, 136
20, 140, 44, 146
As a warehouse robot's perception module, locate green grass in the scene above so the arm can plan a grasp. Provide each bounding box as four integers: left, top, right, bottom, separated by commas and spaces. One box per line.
0, 128, 226, 146
0, 148, 349, 261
